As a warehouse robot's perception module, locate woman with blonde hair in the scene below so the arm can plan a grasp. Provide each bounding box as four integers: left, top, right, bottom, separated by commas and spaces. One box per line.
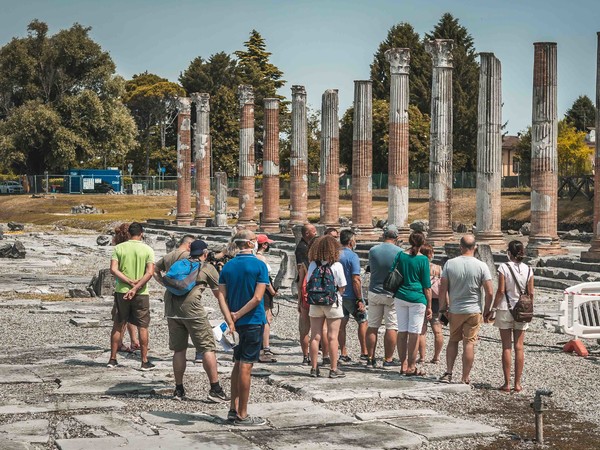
306, 236, 347, 378
393, 231, 432, 376
487, 240, 534, 393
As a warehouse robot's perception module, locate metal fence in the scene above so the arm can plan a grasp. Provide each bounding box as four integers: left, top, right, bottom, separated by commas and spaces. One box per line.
13, 171, 537, 196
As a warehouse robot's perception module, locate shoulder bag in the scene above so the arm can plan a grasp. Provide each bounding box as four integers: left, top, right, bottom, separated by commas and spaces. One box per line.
383, 251, 404, 294
505, 264, 533, 323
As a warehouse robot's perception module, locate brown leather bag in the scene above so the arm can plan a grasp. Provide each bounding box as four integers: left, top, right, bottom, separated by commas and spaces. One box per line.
505, 264, 533, 323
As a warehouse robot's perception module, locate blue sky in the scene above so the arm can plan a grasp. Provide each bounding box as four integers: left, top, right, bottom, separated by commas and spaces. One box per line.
1, 0, 599, 135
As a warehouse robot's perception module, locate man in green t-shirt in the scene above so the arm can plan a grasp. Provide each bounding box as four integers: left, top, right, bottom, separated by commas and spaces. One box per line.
107, 222, 155, 370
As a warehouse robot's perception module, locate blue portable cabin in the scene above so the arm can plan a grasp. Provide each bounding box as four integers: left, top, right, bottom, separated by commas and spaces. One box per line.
66, 169, 122, 193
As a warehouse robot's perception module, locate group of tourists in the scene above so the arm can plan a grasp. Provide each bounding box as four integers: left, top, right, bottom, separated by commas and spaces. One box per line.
106, 221, 534, 428
295, 224, 534, 392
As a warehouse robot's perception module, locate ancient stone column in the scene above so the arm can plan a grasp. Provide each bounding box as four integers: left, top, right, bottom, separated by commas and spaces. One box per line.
526, 43, 566, 256
582, 33, 600, 261
290, 85, 308, 226
175, 97, 192, 224
475, 53, 505, 250
215, 171, 228, 227
386, 48, 411, 239
425, 39, 454, 245
261, 98, 280, 232
191, 93, 211, 225
319, 89, 340, 227
352, 80, 374, 231
237, 85, 256, 229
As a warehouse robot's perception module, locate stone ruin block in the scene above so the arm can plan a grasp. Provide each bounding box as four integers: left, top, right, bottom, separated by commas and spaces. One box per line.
7, 222, 24, 231
96, 235, 111, 246
273, 250, 298, 297
443, 243, 497, 284
89, 268, 115, 297
0, 241, 26, 258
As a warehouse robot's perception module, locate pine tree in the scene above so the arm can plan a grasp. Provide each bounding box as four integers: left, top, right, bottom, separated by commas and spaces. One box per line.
426, 13, 479, 172
565, 95, 596, 132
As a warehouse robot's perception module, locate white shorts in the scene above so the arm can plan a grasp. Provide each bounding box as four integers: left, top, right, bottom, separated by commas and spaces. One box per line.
394, 299, 426, 334
493, 309, 529, 331
367, 292, 398, 330
309, 302, 344, 320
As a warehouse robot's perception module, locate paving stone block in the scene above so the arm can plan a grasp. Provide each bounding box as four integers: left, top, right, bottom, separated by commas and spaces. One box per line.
386, 414, 500, 440
57, 370, 171, 395
0, 400, 125, 415
356, 409, 438, 421
0, 365, 41, 384
140, 411, 223, 433
244, 422, 423, 449
0, 441, 32, 450
74, 414, 155, 437
0, 419, 49, 443
69, 317, 101, 328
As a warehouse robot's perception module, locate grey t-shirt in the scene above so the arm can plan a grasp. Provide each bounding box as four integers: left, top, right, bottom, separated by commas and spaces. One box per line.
442, 256, 492, 314
368, 242, 401, 294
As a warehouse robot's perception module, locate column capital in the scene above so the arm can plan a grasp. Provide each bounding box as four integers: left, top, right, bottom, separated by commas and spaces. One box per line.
175, 97, 191, 114
385, 48, 411, 75
191, 92, 210, 113
238, 85, 254, 107
264, 98, 280, 110
425, 39, 454, 68
292, 85, 306, 97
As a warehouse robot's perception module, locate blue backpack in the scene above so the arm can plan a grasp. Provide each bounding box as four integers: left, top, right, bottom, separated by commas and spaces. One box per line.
306, 262, 338, 306
163, 258, 200, 296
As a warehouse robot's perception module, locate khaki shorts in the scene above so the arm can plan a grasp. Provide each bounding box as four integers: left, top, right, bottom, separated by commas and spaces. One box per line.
493, 309, 529, 331
449, 313, 482, 343
167, 317, 216, 353
309, 302, 344, 319
112, 292, 150, 328
367, 292, 398, 330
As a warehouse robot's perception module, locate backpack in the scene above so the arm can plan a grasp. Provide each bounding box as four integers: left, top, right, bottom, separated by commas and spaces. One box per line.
306, 262, 338, 306
163, 258, 200, 296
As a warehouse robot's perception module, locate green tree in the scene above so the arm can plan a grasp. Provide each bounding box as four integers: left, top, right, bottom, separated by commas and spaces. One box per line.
123, 72, 185, 175
513, 128, 531, 182
0, 20, 136, 174
426, 13, 479, 172
558, 119, 593, 175
408, 105, 431, 173
370, 23, 431, 113
565, 95, 595, 132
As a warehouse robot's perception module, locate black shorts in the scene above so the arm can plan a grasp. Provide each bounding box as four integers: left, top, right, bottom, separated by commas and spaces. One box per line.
233, 324, 264, 364
112, 292, 150, 328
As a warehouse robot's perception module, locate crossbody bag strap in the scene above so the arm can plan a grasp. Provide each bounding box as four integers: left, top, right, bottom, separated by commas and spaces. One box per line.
506, 263, 526, 295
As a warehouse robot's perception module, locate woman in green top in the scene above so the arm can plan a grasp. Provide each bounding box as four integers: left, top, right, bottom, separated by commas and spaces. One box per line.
393, 231, 432, 376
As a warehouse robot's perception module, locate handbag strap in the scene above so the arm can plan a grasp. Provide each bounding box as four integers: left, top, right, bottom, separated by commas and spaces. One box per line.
505, 263, 530, 296
390, 250, 402, 273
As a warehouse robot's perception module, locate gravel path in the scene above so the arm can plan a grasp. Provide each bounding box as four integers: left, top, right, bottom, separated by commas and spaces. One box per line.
0, 228, 598, 449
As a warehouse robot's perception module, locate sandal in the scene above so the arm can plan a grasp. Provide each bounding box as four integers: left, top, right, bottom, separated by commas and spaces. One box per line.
405, 368, 426, 377
118, 344, 131, 353
498, 385, 511, 393
130, 343, 141, 352
429, 358, 440, 364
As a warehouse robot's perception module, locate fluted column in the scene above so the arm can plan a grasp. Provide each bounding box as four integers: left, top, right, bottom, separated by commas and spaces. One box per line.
261, 98, 280, 232
215, 171, 228, 227
352, 80, 374, 230
191, 93, 211, 225
526, 43, 566, 256
290, 85, 308, 226
386, 48, 411, 239
475, 53, 505, 249
319, 89, 340, 227
582, 33, 600, 261
426, 39, 454, 245
237, 85, 256, 229
175, 97, 192, 224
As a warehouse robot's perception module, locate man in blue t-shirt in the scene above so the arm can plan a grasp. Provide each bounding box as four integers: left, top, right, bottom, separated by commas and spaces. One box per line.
338, 229, 368, 362
216, 230, 269, 427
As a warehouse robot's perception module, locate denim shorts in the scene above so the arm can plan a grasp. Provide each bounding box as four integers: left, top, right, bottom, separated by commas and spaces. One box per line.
233, 324, 264, 363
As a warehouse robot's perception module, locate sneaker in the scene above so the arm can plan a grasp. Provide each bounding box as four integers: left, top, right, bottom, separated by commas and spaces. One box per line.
339, 355, 352, 363
194, 352, 203, 363
329, 368, 346, 378
227, 409, 237, 422
302, 355, 311, 365
106, 358, 118, 368
359, 354, 369, 361
320, 356, 331, 367
366, 358, 376, 369
310, 367, 320, 378
382, 359, 402, 369
208, 388, 230, 403
173, 386, 185, 401
140, 361, 156, 371
234, 415, 267, 426
439, 372, 453, 383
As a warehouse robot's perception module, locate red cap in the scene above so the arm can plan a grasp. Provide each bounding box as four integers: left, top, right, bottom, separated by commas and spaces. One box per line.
257, 234, 274, 245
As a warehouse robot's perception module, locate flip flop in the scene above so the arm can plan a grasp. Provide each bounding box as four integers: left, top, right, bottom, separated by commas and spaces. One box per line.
498, 385, 511, 393
118, 344, 131, 353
